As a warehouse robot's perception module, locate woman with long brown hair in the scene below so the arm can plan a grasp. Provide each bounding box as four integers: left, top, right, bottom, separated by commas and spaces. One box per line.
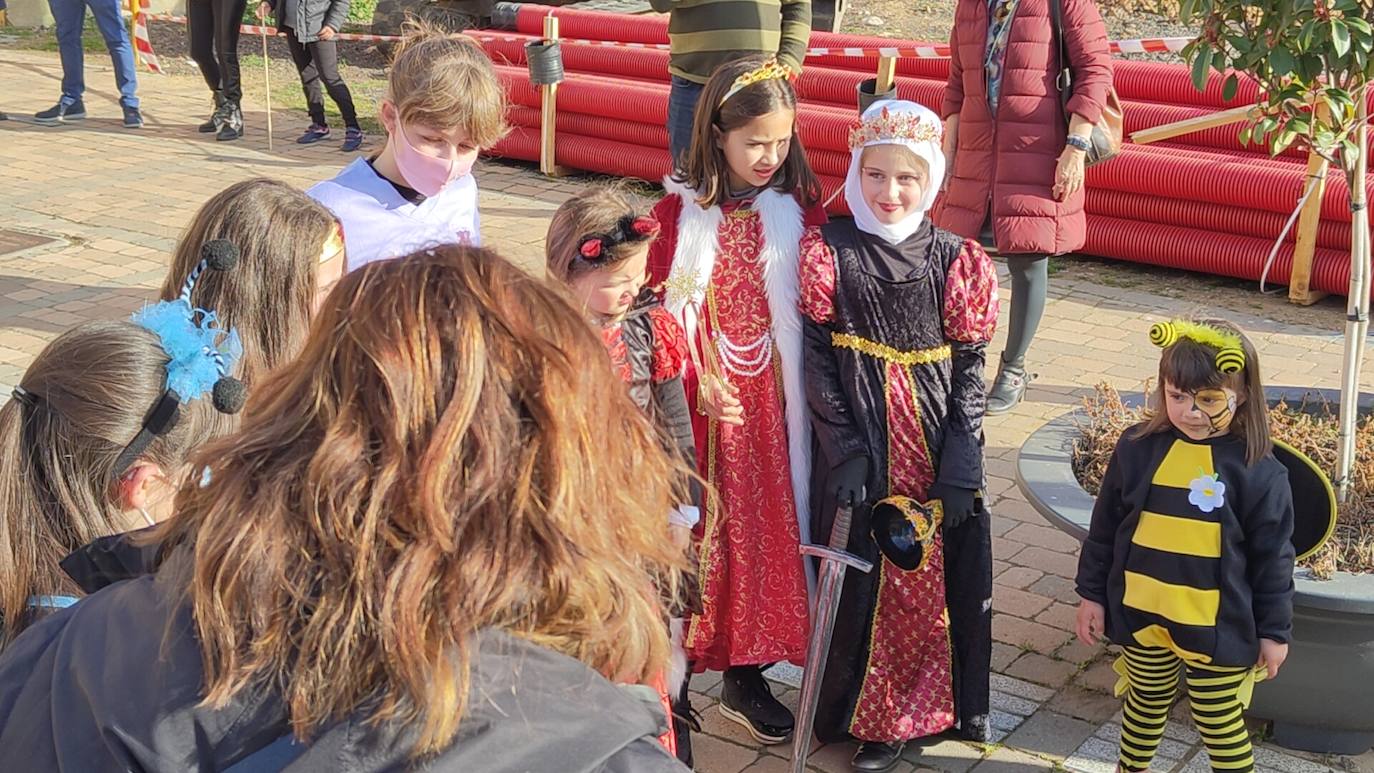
0, 245, 692, 772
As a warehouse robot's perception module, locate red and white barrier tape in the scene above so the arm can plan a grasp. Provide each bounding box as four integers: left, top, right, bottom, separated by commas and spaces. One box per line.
131, 0, 163, 73
139, 13, 1190, 62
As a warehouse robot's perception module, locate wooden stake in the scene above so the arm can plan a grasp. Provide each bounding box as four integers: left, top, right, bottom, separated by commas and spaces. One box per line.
539, 15, 569, 177
875, 55, 897, 95
261, 26, 274, 151
1290, 103, 1331, 306
1129, 105, 1254, 145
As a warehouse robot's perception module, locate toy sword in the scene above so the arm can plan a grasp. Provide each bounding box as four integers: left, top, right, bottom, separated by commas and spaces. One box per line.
790, 503, 874, 773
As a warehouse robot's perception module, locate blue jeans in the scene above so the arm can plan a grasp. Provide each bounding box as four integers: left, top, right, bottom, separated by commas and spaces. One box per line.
667, 76, 705, 171
48, 0, 139, 108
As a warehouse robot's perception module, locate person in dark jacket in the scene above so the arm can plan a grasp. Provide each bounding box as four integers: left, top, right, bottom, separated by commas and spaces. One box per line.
0, 245, 693, 772
1075, 319, 1293, 773
257, 0, 363, 151
936, 0, 1112, 414
0, 272, 244, 649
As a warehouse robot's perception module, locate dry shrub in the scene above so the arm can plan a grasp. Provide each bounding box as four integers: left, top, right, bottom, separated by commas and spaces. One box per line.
1071, 383, 1374, 577
1095, 0, 1181, 18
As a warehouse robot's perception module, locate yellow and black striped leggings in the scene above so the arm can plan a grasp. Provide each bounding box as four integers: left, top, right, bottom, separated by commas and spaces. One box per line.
1118, 646, 1255, 772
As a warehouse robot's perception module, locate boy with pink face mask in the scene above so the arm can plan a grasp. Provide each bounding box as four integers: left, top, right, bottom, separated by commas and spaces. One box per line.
307, 21, 507, 269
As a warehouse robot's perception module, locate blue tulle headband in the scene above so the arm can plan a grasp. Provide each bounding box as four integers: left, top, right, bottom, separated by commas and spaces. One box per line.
111, 239, 247, 477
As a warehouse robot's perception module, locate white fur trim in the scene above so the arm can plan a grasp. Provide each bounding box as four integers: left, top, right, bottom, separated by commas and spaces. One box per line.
661, 177, 723, 341
751, 188, 813, 567
658, 181, 815, 597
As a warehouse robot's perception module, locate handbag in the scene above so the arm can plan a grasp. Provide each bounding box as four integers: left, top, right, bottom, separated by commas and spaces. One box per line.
1048, 0, 1123, 166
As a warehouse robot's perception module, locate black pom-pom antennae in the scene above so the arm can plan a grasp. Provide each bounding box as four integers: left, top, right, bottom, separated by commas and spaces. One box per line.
180, 239, 241, 304
200, 239, 240, 272
212, 377, 247, 415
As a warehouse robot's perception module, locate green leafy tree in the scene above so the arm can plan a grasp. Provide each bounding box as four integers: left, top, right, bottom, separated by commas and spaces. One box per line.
1179, 0, 1374, 501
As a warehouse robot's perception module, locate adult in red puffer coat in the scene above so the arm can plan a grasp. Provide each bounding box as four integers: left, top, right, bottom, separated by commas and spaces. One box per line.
936, 0, 1111, 414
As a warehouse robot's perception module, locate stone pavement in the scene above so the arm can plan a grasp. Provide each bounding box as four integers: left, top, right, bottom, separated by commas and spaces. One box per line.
3, 46, 1374, 773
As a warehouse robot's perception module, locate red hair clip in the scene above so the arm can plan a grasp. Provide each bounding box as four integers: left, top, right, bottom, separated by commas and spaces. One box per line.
631, 217, 660, 237
579, 238, 604, 259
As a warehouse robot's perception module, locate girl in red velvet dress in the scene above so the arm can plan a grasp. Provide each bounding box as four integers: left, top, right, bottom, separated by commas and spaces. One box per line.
647, 55, 827, 746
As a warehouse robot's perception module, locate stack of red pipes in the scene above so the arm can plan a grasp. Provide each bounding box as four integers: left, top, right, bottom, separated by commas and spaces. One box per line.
475, 4, 1362, 296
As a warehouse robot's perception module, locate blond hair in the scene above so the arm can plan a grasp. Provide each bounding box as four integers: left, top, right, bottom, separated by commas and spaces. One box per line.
157, 245, 688, 756
388, 19, 509, 147
545, 185, 655, 281
858, 143, 929, 174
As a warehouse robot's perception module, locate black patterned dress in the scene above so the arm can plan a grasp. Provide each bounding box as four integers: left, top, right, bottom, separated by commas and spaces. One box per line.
800, 219, 998, 743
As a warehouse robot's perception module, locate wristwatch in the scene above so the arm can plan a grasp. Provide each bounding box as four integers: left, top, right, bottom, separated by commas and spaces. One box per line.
1065, 135, 1092, 153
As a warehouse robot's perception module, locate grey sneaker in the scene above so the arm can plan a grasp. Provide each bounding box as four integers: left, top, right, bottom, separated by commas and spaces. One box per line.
34, 100, 86, 125
122, 106, 144, 129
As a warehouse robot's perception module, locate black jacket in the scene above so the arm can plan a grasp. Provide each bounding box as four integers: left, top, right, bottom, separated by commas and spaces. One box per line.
0, 552, 687, 772
1075, 428, 1295, 666
268, 0, 349, 43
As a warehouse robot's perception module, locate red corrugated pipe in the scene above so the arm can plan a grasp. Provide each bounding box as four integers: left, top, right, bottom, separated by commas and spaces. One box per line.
1083, 215, 1355, 296
1085, 188, 1350, 251
1086, 144, 1354, 223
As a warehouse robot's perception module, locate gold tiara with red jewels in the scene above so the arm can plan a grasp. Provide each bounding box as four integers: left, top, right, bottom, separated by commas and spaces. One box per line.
847, 107, 943, 149
720, 59, 794, 105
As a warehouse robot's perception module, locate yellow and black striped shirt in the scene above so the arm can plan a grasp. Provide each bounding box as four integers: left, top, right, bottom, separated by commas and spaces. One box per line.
648, 0, 812, 83
1075, 429, 1295, 667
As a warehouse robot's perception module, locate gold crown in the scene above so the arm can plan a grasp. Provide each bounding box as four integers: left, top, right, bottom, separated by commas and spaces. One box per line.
847, 106, 943, 149
720, 59, 794, 105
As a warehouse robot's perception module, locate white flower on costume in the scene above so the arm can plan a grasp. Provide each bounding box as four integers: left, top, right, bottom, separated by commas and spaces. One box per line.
1189, 474, 1226, 513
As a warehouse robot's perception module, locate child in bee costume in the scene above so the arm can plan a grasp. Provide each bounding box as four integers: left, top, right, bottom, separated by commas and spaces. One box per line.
800, 101, 999, 770
1075, 319, 1333, 773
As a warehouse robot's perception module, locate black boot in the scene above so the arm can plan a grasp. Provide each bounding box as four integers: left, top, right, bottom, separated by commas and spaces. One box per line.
852, 741, 906, 772
671, 675, 699, 768
719, 665, 793, 745
986, 355, 1032, 415
216, 102, 243, 142
198, 91, 225, 133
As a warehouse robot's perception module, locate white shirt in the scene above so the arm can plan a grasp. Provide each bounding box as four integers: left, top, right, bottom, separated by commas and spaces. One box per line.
308, 158, 481, 270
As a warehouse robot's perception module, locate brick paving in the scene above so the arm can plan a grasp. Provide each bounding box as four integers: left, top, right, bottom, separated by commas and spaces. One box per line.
3, 46, 1374, 773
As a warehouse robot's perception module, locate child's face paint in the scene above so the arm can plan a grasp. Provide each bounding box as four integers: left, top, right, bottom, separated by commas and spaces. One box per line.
570, 244, 650, 319
1164, 381, 1238, 440
858, 145, 929, 225
716, 108, 795, 191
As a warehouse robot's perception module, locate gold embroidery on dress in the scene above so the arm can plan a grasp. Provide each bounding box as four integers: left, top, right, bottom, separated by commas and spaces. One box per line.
832, 333, 951, 366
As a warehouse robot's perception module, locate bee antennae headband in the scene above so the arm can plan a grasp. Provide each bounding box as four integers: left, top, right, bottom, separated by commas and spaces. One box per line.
1149, 320, 1246, 374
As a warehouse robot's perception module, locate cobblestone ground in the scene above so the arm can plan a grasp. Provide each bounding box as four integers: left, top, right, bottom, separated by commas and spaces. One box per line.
2, 47, 1373, 773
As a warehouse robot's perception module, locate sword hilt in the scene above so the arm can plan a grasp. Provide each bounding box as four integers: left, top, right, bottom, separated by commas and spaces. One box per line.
799, 544, 873, 573
829, 503, 856, 551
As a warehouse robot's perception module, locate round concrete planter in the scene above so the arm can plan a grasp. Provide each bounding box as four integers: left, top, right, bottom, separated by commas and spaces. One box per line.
1014, 386, 1374, 755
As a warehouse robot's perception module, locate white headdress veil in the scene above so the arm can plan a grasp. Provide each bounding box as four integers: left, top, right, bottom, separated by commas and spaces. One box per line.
843, 99, 946, 245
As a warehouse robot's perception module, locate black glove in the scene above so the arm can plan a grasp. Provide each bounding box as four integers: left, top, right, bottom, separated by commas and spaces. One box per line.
929, 481, 977, 531
828, 456, 870, 508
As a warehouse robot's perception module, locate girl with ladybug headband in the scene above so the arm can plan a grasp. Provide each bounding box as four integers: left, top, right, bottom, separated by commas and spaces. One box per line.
1076, 318, 1304, 773
546, 185, 701, 767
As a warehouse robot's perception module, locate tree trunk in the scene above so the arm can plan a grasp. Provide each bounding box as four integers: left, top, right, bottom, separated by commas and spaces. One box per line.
1336, 92, 1370, 503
